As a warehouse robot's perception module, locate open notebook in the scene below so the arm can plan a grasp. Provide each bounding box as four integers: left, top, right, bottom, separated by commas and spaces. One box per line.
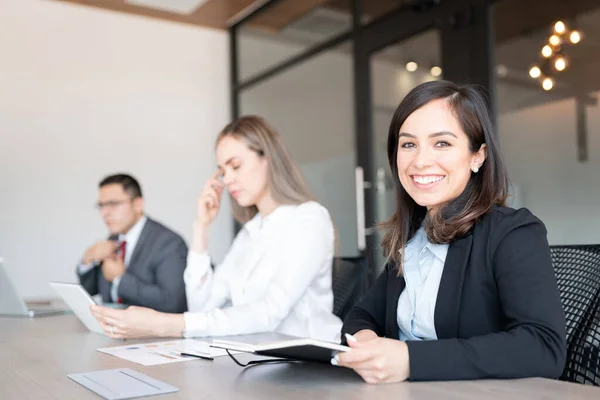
210, 334, 350, 364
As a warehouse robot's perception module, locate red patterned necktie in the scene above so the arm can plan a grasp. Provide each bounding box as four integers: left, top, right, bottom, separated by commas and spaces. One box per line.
119, 241, 127, 263
117, 240, 127, 304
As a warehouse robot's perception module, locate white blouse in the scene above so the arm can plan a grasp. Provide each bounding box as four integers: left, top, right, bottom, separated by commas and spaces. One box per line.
182, 201, 342, 342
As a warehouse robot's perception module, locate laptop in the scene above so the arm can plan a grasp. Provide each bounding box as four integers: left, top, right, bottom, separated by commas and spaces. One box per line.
0, 258, 67, 317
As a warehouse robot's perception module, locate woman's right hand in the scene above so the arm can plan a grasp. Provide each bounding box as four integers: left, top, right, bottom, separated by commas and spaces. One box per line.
351, 329, 379, 342
196, 170, 224, 228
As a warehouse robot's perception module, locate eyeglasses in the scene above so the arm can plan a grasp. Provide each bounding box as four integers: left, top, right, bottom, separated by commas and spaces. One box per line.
95, 199, 133, 210
225, 349, 293, 368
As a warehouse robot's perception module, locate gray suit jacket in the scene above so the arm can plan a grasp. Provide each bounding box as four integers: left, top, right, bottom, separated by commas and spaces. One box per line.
77, 217, 188, 313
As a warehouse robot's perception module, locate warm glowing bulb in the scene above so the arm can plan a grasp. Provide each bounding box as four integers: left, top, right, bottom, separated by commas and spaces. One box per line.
529, 66, 541, 78
570, 31, 581, 44
554, 21, 565, 34
542, 45, 553, 58
555, 57, 567, 71
496, 64, 508, 77
406, 61, 418, 72
430, 66, 442, 77
542, 77, 554, 91
549, 35, 560, 46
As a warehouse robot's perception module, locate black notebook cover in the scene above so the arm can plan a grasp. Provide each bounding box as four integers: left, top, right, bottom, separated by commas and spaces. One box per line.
211, 334, 349, 364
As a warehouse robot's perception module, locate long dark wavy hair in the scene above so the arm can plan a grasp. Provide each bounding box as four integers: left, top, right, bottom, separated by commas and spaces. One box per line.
380, 80, 509, 272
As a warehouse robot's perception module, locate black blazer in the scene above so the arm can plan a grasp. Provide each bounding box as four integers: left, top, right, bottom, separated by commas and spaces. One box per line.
342, 206, 567, 381
78, 217, 188, 313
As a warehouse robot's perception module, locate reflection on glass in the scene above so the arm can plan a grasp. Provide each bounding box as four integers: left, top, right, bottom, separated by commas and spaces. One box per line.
354, 0, 443, 24
238, 0, 352, 81
369, 29, 441, 276
493, 1, 600, 244
239, 44, 359, 257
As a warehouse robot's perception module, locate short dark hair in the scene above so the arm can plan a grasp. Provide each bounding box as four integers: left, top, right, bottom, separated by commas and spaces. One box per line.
99, 174, 143, 198
381, 80, 509, 271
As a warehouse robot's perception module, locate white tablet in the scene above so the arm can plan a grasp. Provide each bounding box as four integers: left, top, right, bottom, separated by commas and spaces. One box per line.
49, 282, 104, 334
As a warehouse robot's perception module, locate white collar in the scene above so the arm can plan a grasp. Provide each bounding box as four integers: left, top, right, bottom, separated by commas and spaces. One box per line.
243, 204, 297, 237
119, 215, 147, 244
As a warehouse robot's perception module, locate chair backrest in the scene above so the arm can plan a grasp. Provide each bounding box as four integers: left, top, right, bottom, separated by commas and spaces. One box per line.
332, 257, 368, 320
550, 245, 600, 386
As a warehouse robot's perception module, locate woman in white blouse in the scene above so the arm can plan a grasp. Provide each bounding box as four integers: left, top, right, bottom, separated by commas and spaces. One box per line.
90, 115, 342, 342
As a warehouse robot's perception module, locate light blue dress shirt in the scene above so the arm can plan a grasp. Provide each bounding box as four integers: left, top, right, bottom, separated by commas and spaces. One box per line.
397, 227, 449, 341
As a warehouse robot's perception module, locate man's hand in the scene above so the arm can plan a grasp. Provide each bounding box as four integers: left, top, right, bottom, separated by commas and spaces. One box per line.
101, 255, 125, 282
83, 240, 118, 264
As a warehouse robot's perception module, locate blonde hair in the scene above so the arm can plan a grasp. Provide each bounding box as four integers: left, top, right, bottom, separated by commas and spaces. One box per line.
216, 115, 314, 224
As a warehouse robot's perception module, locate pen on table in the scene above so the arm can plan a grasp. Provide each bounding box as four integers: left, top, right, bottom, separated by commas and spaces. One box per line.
180, 352, 214, 361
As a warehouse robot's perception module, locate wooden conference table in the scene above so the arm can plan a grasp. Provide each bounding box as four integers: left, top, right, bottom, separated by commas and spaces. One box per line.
1, 314, 598, 399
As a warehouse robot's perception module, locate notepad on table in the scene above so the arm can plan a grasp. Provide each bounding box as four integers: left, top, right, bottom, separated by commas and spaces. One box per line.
210, 334, 349, 364
68, 368, 178, 400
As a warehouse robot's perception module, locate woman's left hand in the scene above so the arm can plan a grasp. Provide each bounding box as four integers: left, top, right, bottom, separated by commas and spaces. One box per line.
334, 334, 411, 384
90, 305, 161, 339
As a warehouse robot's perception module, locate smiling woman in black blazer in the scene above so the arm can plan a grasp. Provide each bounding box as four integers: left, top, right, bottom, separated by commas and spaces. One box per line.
335, 80, 566, 384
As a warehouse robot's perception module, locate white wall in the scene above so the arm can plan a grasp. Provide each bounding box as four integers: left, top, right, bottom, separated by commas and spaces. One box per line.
498, 91, 600, 245
0, 0, 233, 297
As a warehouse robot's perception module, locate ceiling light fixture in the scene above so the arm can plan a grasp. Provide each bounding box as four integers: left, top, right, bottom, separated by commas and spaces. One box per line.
570, 31, 581, 44
542, 45, 553, 58
529, 20, 583, 91
554, 57, 567, 71
529, 66, 541, 78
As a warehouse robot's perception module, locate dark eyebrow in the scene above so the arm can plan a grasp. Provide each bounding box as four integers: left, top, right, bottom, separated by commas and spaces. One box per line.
398, 132, 416, 138
429, 131, 457, 139
217, 157, 239, 169
399, 131, 457, 139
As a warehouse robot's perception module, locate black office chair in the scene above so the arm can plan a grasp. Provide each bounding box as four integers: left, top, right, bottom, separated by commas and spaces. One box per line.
332, 257, 368, 320
550, 244, 600, 386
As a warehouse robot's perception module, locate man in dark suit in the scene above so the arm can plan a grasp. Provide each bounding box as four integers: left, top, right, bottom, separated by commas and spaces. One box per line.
77, 174, 188, 313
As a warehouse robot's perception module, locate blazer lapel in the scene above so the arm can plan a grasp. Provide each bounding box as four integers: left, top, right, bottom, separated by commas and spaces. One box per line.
434, 234, 473, 339
127, 219, 155, 269
386, 271, 406, 340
